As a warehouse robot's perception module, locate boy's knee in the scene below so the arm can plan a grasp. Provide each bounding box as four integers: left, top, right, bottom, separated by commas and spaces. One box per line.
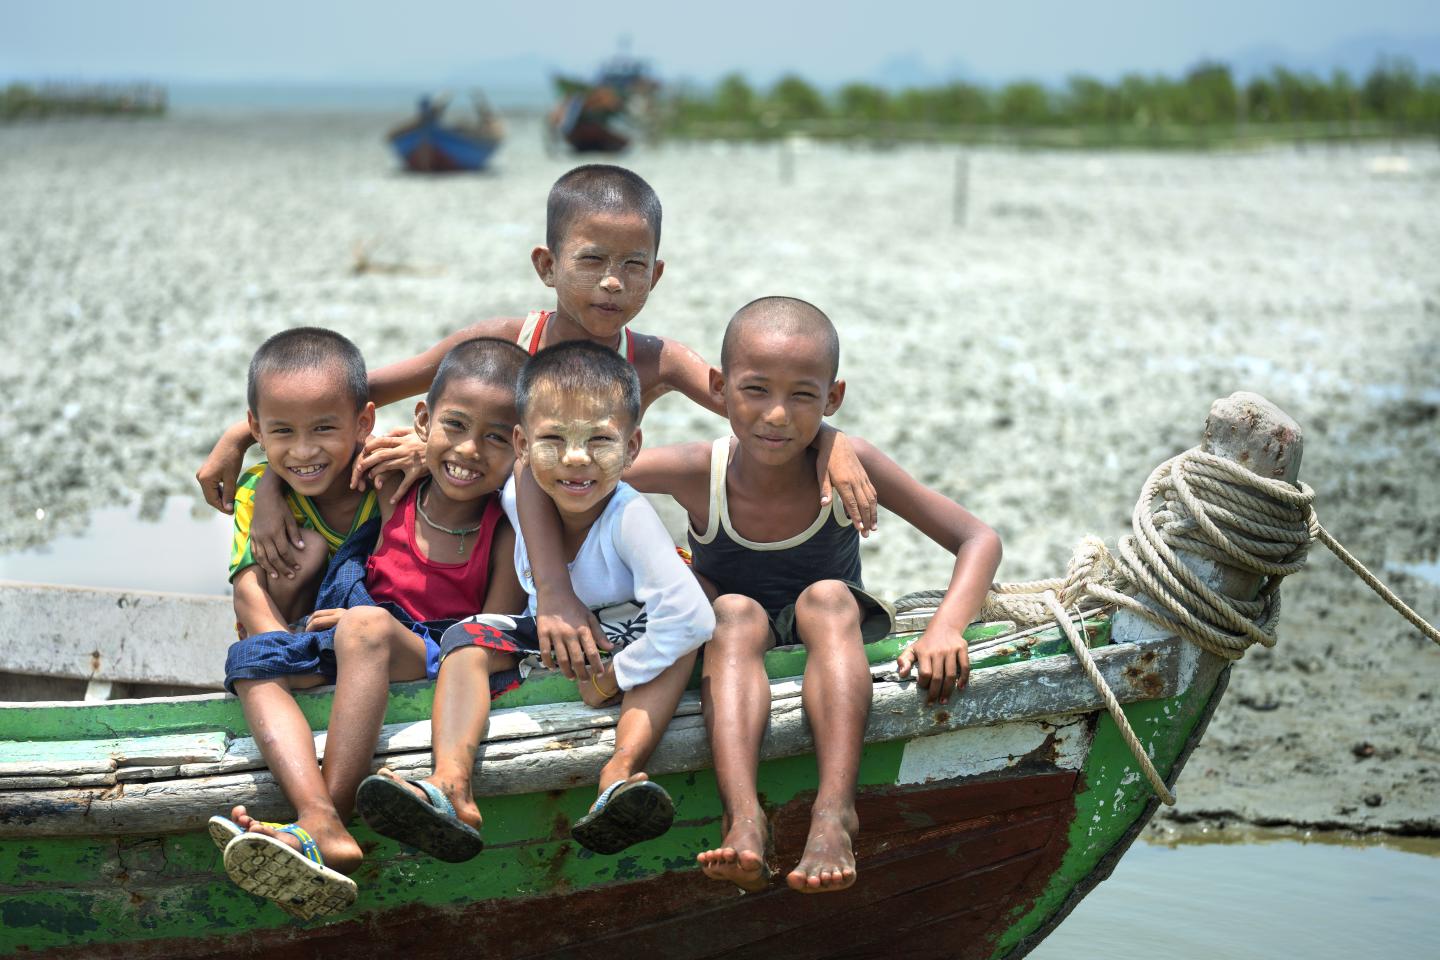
333, 607, 394, 658
713, 594, 768, 632
794, 581, 861, 624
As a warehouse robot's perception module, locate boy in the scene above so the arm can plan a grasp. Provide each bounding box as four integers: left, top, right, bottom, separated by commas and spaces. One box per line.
359, 341, 714, 857
214, 332, 524, 921
196, 165, 877, 676
621, 297, 1002, 894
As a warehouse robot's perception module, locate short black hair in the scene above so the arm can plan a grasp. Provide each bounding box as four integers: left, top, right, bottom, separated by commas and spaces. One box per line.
546, 164, 662, 254
427, 337, 529, 411
720, 297, 840, 382
247, 326, 367, 415
516, 341, 642, 429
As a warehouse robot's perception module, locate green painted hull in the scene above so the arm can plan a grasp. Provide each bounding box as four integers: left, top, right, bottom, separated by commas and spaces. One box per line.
0, 619, 1227, 959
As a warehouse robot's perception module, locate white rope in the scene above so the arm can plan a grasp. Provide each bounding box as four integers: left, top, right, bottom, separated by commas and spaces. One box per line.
904, 446, 1440, 806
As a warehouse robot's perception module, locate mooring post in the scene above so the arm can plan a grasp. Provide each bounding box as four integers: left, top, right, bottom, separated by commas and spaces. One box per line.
1111, 391, 1305, 645
952, 152, 969, 227
779, 137, 795, 184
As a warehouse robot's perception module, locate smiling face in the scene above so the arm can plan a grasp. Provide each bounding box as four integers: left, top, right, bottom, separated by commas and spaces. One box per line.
714, 328, 844, 468
415, 377, 518, 504
515, 386, 641, 526
532, 210, 664, 344
248, 366, 375, 499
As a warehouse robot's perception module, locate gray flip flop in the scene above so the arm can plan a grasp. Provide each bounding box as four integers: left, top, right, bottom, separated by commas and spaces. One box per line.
356, 774, 484, 863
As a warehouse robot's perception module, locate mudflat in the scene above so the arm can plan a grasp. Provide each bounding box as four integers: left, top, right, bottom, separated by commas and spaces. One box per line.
1, 113, 1435, 834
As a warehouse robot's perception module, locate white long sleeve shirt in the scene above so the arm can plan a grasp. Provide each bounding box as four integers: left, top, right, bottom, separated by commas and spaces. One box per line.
501, 478, 714, 691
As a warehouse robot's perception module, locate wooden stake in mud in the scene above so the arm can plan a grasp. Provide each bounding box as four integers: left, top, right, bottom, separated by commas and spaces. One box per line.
1111, 391, 1304, 646
953, 152, 970, 227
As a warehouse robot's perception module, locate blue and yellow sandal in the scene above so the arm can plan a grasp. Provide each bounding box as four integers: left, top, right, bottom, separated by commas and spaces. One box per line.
222, 823, 358, 920
356, 774, 484, 863
570, 778, 675, 855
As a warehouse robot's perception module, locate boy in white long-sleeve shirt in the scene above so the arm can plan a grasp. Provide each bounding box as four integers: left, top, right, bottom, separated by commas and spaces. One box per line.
360, 341, 713, 859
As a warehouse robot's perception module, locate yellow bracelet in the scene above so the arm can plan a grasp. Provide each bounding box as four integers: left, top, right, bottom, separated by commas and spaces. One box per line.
588, 670, 619, 700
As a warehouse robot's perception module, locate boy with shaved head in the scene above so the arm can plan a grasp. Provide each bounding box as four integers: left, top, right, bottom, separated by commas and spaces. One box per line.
622, 296, 1002, 894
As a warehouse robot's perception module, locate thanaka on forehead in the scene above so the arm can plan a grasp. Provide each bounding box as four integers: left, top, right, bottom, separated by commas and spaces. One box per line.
720, 296, 841, 383
546, 164, 663, 255
516, 340, 642, 429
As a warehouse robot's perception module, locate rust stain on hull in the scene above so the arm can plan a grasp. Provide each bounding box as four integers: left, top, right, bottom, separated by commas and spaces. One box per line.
31, 773, 1081, 960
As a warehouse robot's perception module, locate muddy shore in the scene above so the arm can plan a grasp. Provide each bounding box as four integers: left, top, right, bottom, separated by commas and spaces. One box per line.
1, 113, 1435, 834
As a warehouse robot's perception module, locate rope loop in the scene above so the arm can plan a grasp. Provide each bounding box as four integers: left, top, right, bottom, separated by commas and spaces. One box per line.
915, 444, 1440, 806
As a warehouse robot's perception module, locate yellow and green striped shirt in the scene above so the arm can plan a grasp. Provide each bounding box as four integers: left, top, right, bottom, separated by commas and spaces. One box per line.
228, 463, 380, 580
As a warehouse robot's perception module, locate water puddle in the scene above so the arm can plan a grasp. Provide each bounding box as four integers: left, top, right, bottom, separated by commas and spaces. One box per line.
0, 497, 233, 596
1031, 830, 1440, 959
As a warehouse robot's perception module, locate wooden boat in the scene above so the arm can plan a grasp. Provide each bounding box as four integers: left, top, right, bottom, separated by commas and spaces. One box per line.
547, 57, 659, 154
0, 394, 1306, 959
387, 94, 502, 173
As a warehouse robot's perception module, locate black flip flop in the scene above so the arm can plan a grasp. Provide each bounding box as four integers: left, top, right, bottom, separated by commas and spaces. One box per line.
356, 774, 484, 863
571, 779, 675, 855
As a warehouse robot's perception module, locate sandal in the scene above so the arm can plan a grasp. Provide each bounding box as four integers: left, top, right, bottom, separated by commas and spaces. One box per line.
356, 774, 484, 863
571, 779, 675, 855
223, 823, 358, 920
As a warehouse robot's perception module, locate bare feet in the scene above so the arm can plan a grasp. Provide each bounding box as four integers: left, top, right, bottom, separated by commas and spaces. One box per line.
375, 766, 483, 831
697, 813, 771, 893
230, 804, 364, 875
786, 808, 857, 893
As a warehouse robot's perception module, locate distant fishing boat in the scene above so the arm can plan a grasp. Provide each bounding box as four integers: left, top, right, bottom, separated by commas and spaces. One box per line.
548, 55, 660, 153
8, 392, 1405, 959
387, 94, 502, 173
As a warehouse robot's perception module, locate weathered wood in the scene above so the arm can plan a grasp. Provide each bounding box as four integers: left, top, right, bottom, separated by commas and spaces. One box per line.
0, 732, 227, 772
0, 634, 1194, 836
0, 580, 233, 688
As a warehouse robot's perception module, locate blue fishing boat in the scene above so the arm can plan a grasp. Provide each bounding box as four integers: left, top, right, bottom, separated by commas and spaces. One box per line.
388, 94, 502, 173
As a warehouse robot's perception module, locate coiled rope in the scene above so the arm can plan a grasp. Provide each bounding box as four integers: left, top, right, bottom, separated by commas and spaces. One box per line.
895, 446, 1440, 805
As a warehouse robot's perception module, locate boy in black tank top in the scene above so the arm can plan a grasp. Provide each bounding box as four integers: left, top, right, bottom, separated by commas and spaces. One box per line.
623, 297, 1002, 896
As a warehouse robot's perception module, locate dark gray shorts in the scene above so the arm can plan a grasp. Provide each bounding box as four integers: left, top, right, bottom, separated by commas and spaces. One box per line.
769, 581, 895, 648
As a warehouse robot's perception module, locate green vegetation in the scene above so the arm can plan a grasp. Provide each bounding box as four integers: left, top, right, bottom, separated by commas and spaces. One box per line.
665, 59, 1440, 148
2, 83, 167, 122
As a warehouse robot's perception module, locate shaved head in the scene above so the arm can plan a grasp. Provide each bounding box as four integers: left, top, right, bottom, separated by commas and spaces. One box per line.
720, 296, 840, 382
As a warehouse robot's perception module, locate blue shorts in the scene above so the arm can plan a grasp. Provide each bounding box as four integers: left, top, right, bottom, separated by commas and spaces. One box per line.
223, 604, 445, 693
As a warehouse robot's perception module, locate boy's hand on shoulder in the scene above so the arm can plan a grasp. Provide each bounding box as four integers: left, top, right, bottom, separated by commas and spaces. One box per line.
352, 428, 427, 504
536, 590, 613, 681
897, 625, 971, 705
577, 662, 623, 709
250, 469, 305, 581
815, 429, 878, 537
196, 424, 251, 514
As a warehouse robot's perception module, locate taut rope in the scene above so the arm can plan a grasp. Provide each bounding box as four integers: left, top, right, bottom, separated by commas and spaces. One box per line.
896, 446, 1440, 805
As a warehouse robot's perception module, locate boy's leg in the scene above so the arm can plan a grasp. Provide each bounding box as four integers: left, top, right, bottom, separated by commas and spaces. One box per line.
378, 643, 516, 830
231, 675, 364, 874
264, 535, 328, 626
696, 594, 775, 893
322, 607, 429, 821
787, 580, 869, 893
598, 649, 699, 795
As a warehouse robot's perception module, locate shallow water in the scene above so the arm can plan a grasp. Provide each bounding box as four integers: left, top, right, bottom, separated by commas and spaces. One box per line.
1031, 834, 1440, 959
0, 496, 232, 595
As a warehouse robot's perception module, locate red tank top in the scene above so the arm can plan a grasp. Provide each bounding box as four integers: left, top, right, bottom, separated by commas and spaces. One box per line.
365, 484, 504, 622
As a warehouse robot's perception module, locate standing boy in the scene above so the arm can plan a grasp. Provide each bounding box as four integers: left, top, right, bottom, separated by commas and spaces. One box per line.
361, 341, 715, 857
621, 297, 1003, 894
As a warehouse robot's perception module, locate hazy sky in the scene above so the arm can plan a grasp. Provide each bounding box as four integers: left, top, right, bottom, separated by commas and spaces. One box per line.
5, 0, 1436, 86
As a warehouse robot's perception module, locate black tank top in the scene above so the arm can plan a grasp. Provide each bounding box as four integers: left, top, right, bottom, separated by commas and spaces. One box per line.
687, 438, 863, 616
